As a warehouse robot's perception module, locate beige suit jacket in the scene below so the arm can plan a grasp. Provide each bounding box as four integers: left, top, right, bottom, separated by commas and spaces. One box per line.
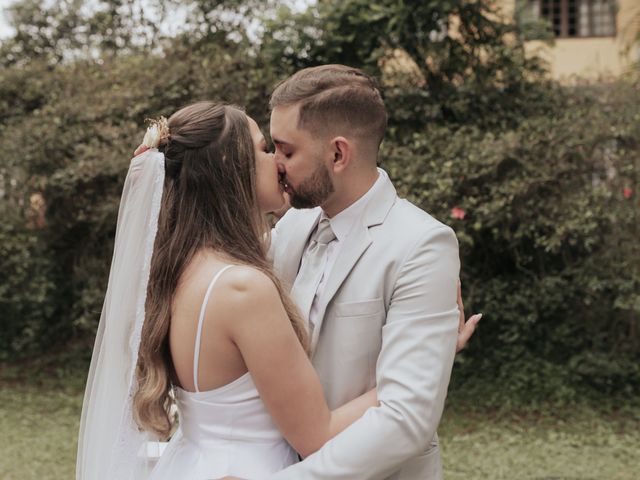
268, 171, 460, 479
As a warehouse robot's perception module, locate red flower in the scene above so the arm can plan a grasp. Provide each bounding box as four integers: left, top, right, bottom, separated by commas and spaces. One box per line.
623, 187, 633, 199
451, 207, 466, 220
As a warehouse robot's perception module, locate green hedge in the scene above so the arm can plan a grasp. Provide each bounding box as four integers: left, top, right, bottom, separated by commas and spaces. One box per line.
382, 82, 640, 405
1, 45, 638, 403
0, 41, 281, 358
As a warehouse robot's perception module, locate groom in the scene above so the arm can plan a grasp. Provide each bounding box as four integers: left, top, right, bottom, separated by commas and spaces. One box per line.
266, 64, 474, 479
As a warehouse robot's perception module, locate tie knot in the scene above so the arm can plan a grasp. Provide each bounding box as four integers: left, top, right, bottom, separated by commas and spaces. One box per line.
313, 218, 336, 246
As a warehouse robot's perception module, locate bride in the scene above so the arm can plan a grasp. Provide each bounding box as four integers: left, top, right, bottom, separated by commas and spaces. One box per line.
77, 101, 378, 480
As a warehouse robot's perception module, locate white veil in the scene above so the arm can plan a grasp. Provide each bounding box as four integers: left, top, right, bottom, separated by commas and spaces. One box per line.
77, 149, 165, 480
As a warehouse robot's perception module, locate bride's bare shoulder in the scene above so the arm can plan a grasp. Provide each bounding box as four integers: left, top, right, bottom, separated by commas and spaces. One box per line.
215, 266, 286, 333
175, 251, 267, 296
219, 264, 278, 300
175, 255, 280, 325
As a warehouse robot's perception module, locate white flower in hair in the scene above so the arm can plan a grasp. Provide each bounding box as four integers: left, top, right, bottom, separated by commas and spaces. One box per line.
142, 116, 169, 149
142, 124, 161, 148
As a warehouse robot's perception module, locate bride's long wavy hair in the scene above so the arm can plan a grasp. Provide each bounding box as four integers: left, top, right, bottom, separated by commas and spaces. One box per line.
133, 101, 309, 439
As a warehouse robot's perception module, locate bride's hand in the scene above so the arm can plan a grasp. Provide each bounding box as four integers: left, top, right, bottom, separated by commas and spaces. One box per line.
134, 144, 149, 156
456, 280, 482, 352
271, 192, 291, 219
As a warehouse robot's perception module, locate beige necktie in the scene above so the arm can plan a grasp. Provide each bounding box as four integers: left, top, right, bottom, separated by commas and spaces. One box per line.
291, 218, 336, 333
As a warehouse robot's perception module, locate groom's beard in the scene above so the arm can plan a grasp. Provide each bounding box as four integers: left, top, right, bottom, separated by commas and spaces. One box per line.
287, 162, 334, 210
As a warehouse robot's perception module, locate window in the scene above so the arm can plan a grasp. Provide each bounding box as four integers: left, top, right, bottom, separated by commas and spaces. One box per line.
530, 0, 617, 38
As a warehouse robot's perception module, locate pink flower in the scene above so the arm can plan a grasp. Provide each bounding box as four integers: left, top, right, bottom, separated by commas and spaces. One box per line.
451, 207, 466, 220
623, 187, 633, 199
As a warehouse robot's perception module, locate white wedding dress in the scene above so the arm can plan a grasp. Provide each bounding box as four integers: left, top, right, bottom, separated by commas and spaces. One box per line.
150, 266, 298, 479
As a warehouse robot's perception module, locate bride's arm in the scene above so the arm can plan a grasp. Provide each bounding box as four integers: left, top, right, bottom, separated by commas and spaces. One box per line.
324, 389, 377, 448
218, 267, 377, 458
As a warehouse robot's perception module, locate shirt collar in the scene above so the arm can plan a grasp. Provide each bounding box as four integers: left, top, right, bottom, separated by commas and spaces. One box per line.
321, 168, 387, 242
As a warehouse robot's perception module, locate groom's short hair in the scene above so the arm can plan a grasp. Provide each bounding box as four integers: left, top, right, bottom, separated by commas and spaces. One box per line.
269, 65, 388, 149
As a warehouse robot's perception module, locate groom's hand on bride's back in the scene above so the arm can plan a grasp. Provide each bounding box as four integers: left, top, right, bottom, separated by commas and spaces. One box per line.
456, 280, 482, 353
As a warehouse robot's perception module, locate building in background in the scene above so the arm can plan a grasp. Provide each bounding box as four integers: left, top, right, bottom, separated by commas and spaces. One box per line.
501, 0, 639, 79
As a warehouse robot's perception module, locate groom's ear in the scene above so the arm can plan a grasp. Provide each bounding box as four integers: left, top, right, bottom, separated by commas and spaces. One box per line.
330, 137, 351, 173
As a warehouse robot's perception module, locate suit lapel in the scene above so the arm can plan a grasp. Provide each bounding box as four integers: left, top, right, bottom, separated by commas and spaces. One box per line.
275, 208, 321, 293
310, 171, 398, 351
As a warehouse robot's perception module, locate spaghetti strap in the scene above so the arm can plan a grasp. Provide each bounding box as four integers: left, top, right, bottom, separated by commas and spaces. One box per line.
193, 264, 234, 392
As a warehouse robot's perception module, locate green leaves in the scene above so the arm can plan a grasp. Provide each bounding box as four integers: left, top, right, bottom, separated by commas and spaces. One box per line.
383, 80, 640, 404
0, 0, 637, 405
259, 0, 548, 129
0, 24, 289, 357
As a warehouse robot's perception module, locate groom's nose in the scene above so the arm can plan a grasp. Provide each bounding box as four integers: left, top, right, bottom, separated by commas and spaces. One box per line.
276, 159, 287, 174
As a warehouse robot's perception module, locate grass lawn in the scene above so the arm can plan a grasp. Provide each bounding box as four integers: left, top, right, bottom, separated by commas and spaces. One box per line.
1, 378, 638, 479
439, 406, 640, 480
0, 385, 83, 479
